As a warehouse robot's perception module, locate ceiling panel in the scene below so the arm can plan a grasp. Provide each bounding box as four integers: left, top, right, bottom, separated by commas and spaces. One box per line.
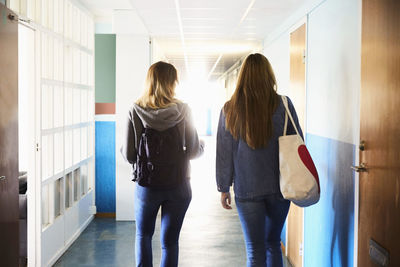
129, 0, 176, 9
81, 0, 309, 81
80, 0, 132, 16
82, 0, 132, 9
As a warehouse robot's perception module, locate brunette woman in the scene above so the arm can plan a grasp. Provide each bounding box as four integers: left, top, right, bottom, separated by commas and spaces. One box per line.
216, 53, 303, 267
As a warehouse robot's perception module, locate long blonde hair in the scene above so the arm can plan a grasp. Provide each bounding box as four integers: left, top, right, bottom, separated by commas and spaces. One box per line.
136, 61, 180, 109
224, 53, 279, 149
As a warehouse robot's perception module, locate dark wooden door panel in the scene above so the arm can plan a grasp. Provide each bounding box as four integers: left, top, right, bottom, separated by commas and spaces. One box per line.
359, 0, 400, 266
0, 3, 19, 267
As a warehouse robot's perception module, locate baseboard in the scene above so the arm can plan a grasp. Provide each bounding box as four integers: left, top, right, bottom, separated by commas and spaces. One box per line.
95, 212, 116, 218
46, 215, 94, 267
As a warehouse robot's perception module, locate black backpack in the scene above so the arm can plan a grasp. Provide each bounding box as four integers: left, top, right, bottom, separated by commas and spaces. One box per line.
133, 124, 187, 188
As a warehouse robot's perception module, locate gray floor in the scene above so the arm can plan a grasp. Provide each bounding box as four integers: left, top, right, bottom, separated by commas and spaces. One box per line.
54, 137, 293, 267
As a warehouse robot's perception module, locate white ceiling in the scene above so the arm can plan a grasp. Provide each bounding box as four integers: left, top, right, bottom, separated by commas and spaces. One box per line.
80, 0, 308, 81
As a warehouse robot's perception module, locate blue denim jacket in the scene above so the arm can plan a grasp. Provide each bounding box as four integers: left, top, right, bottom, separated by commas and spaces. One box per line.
216, 96, 303, 200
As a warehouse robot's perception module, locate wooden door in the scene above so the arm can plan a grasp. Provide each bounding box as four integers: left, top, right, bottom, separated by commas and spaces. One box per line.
0, 4, 19, 267
287, 23, 306, 267
358, 0, 400, 266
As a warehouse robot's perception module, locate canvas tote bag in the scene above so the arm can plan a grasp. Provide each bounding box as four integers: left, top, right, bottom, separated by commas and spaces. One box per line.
279, 96, 320, 207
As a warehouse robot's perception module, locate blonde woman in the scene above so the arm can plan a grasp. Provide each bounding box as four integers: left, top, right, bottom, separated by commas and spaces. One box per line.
216, 53, 303, 267
121, 61, 204, 267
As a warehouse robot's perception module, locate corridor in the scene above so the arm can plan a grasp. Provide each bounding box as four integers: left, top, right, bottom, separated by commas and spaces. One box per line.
1, 0, 399, 266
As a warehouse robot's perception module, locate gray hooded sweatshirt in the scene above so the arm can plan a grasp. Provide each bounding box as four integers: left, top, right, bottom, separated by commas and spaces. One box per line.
120, 102, 204, 178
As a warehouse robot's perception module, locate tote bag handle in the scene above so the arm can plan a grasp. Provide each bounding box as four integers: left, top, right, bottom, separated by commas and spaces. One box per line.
282, 96, 300, 137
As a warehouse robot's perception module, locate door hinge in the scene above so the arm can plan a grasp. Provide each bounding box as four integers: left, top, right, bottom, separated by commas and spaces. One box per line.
36, 143, 40, 152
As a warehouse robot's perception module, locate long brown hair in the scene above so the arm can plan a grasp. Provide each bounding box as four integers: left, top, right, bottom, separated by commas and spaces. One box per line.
224, 53, 279, 149
136, 61, 180, 109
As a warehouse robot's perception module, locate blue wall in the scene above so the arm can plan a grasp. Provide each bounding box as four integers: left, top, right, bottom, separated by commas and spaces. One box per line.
304, 133, 355, 267
95, 121, 116, 213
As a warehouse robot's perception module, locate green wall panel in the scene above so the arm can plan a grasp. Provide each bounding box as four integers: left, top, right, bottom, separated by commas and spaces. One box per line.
95, 34, 116, 103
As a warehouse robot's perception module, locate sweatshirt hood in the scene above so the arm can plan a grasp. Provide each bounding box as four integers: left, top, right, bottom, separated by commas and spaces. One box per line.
133, 102, 188, 131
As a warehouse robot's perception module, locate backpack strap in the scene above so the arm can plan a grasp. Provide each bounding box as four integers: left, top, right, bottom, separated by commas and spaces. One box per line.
132, 108, 144, 151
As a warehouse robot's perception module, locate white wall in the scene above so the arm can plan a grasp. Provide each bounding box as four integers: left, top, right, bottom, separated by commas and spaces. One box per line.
113, 9, 148, 35
306, 0, 361, 144
114, 10, 150, 221
263, 32, 290, 96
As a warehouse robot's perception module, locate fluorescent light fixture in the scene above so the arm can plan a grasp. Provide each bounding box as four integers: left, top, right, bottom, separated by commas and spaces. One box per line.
184, 32, 220, 35
182, 18, 224, 21
207, 54, 223, 80
174, 0, 189, 72
240, 0, 256, 24
184, 37, 218, 40
183, 25, 218, 29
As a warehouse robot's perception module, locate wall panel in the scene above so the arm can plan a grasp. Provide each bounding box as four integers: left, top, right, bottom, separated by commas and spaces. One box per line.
306, 0, 361, 145
95, 121, 116, 213
94, 34, 117, 215
263, 33, 290, 95
305, 134, 355, 267
95, 34, 116, 103
115, 34, 150, 221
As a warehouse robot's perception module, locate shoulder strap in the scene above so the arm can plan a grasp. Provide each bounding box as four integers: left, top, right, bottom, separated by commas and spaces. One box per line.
281, 96, 300, 136
132, 109, 144, 150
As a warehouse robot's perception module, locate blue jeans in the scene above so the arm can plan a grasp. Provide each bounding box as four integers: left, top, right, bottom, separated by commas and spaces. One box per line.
235, 194, 290, 267
134, 180, 191, 267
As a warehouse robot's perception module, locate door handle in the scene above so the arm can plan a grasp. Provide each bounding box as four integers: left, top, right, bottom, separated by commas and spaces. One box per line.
8, 14, 16, 21
0, 176, 5, 181
351, 163, 368, 172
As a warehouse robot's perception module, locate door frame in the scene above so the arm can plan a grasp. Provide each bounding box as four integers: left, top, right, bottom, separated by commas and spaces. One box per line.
286, 16, 307, 267
353, 1, 362, 266
18, 21, 40, 266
